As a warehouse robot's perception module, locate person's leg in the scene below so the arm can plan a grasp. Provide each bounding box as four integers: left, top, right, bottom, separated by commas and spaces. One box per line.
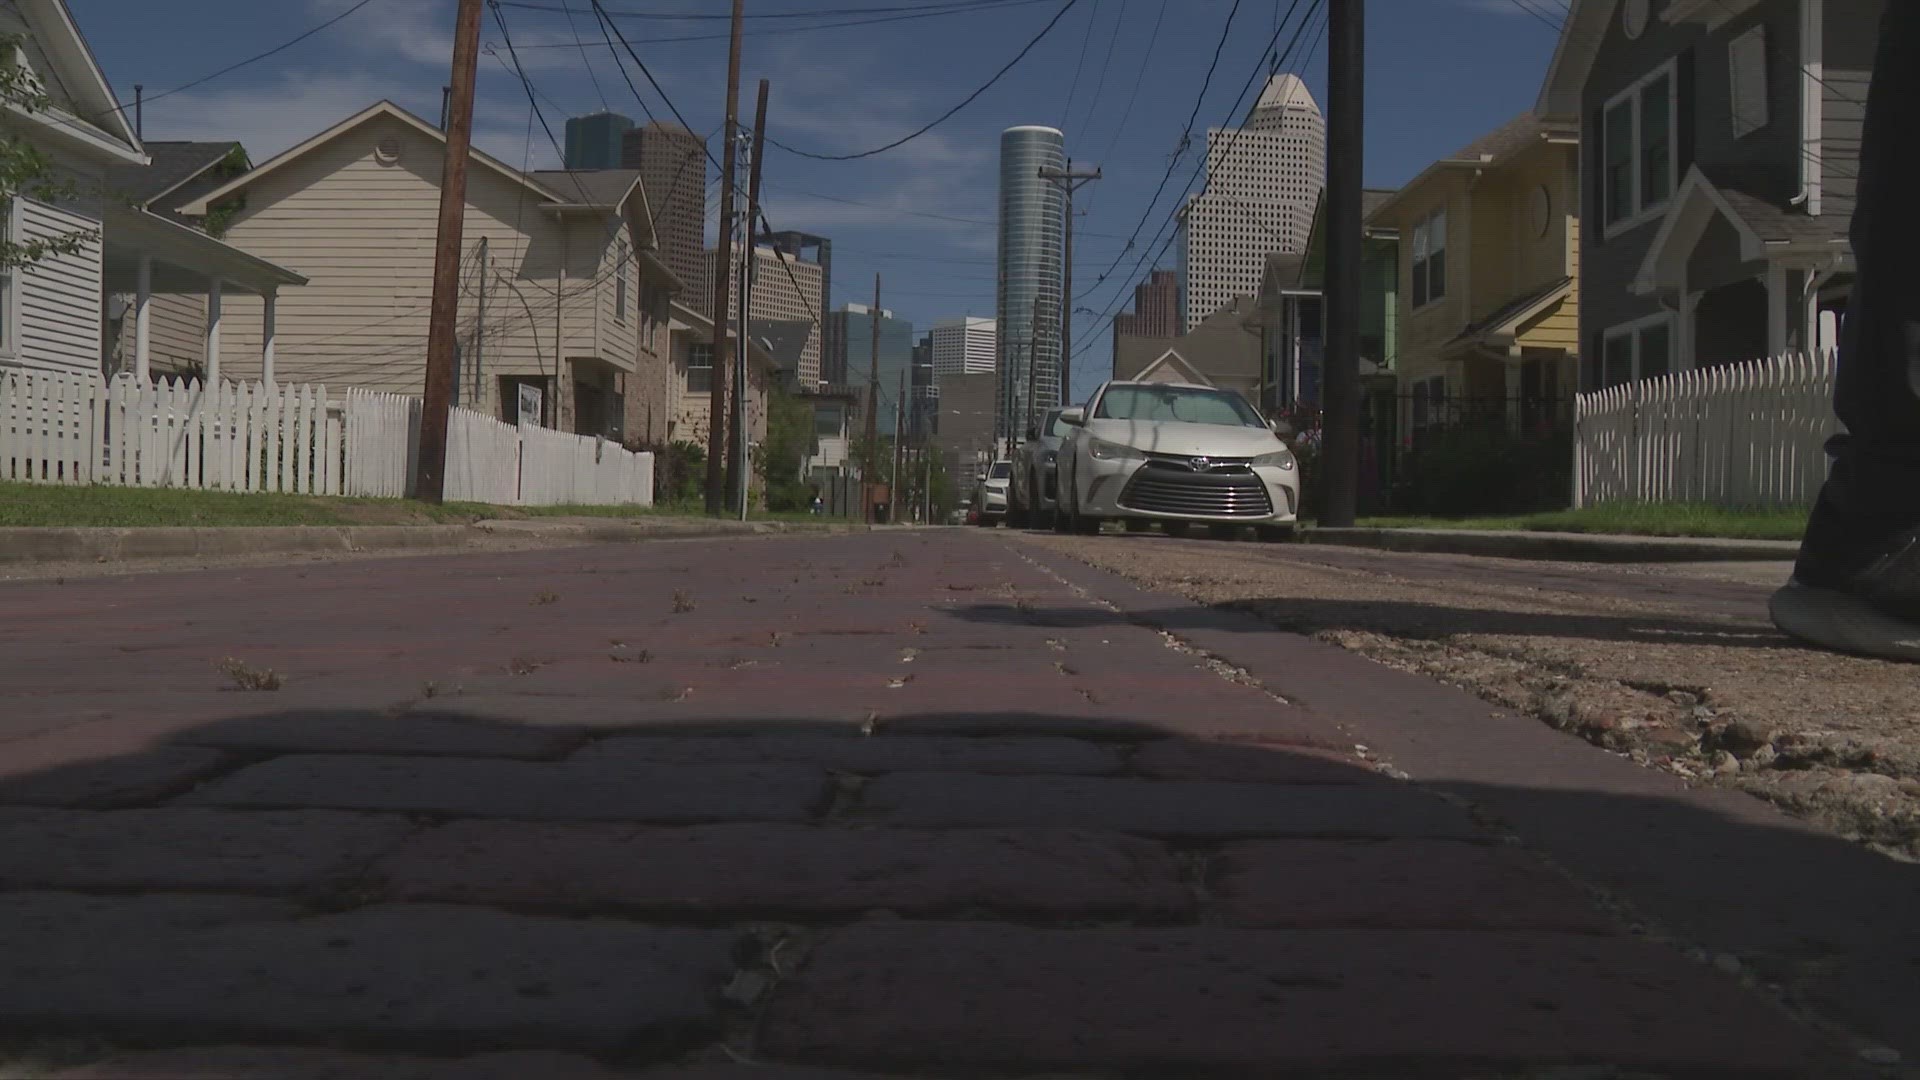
1786, 1, 1920, 625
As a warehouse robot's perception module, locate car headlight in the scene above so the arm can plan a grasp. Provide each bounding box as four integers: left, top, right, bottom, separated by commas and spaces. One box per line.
1252, 448, 1297, 471
1042, 449, 1057, 466
1086, 437, 1144, 462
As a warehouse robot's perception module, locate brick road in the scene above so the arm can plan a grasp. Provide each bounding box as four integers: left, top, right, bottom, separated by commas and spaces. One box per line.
0, 530, 1871, 1077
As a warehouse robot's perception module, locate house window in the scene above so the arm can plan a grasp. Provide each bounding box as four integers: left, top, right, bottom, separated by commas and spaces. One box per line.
615, 264, 628, 324
1728, 25, 1770, 138
1411, 207, 1446, 309
1602, 62, 1678, 231
1597, 316, 1674, 390
687, 342, 713, 394
1410, 374, 1446, 431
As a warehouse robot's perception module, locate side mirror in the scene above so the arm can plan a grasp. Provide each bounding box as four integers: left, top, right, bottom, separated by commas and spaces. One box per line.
1268, 418, 1294, 438
1025, 425, 1039, 441
1059, 407, 1086, 427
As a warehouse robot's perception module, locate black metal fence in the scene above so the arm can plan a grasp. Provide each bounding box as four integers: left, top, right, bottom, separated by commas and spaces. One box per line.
1278, 393, 1576, 517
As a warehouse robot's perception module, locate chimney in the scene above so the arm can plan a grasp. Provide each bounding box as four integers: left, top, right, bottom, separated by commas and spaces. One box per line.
133, 85, 142, 139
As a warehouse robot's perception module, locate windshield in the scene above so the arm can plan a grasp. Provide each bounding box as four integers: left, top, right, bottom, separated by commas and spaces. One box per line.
988, 462, 1012, 479
1093, 385, 1266, 428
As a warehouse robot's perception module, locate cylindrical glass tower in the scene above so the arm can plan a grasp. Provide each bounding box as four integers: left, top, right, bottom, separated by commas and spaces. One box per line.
995, 125, 1065, 446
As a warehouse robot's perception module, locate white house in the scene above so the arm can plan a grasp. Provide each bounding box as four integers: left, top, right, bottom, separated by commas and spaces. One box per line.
0, 0, 304, 381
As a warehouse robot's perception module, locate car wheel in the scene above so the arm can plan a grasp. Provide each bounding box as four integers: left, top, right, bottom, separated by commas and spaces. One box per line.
1256, 525, 1296, 543
1075, 511, 1102, 536
1206, 524, 1242, 541
1007, 498, 1028, 529
1162, 521, 1192, 539
1123, 519, 1149, 534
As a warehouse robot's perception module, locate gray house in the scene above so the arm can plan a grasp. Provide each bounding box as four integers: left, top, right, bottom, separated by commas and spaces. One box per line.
1539, 0, 1877, 389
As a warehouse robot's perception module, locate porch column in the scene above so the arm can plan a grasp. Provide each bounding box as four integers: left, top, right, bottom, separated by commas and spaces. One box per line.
1505, 345, 1524, 436
261, 290, 277, 385
1766, 264, 1790, 358
204, 277, 223, 385
134, 255, 152, 382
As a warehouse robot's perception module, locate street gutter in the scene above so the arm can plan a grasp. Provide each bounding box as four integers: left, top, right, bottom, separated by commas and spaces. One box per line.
0, 517, 873, 566
1305, 526, 1800, 564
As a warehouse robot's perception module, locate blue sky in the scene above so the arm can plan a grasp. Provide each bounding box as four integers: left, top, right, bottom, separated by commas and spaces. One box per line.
73, 0, 1565, 399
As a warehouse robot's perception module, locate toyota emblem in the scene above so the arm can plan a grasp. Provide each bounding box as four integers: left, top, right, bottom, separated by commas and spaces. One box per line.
1189, 456, 1211, 469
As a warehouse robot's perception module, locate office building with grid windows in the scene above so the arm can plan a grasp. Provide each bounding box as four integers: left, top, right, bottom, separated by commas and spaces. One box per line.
995, 125, 1066, 442
1176, 74, 1326, 332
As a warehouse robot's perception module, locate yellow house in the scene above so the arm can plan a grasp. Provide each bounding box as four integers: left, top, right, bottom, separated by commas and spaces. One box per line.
1367, 113, 1580, 433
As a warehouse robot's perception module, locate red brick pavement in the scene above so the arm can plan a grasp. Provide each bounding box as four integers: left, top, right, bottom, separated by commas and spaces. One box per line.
0, 531, 1856, 1076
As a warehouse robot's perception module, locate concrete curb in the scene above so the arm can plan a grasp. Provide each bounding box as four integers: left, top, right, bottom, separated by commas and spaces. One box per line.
1303, 526, 1800, 564
0, 517, 873, 566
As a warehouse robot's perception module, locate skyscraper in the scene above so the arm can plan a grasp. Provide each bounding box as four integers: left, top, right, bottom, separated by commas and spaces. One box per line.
995, 125, 1065, 444
1176, 74, 1326, 332
564, 112, 633, 171
831, 303, 914, 437
621, 121, 707, 312
930, 316, 996, 378
708, 245, 826, 387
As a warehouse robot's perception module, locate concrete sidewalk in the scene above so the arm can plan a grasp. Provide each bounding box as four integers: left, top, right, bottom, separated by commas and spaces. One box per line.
0, 531, 1878, 1076
1308, 524, 1801, 562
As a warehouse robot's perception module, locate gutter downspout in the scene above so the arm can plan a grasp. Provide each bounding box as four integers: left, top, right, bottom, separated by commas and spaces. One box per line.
1792, 0, 1823, 216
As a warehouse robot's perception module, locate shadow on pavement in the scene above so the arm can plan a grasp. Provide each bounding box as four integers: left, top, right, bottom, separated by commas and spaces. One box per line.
0, 701, 1914, 1078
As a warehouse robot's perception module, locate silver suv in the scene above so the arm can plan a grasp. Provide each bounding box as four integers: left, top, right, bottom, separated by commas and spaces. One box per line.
1009, 408, 1070, 529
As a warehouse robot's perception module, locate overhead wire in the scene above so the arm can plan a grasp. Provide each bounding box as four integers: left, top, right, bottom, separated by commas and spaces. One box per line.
1071, 0, 1325, 361
764, 0, 1084, 161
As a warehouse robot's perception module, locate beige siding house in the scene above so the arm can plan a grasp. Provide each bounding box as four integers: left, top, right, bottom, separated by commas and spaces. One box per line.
1367, 113, 1581, 429
0, 0, 300, 382
179, 101, 683, 439
667, 300, 774, 450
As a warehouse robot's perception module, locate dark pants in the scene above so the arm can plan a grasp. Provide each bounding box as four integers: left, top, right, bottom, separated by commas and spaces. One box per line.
1797, 2, 1920, 584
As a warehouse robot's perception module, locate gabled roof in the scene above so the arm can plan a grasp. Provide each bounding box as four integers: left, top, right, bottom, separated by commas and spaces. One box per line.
1447, 276, 1573, 350
105, 141, 244, 211
1631, 166, 1851, 294
669, 299, 776, 373
1536, 0, 1617, 118
1132, 349, 1214, 387
749, 318, 814, 376
1369, 113, 1578, 222
7, 0, 144, 163
180, 101, 573, 215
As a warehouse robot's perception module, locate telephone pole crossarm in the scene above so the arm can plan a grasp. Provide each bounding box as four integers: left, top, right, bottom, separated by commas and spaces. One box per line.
1037, 161, 1100, 408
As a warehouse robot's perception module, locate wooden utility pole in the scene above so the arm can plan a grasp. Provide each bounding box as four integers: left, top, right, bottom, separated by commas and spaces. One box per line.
415, 0, 483, 504
704, 0, 745, 514
864, 274, 881, 521
733, 78, 770, 521
1037, 161, 1100, 407
1320, 0, 1364, 527
892, 367, 906, 521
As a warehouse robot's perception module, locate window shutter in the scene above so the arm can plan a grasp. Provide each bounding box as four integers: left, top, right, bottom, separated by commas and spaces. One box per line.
1728, 26, 1770, 138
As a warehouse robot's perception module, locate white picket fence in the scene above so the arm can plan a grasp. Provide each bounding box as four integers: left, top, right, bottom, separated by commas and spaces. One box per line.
1574, 351, 1840, 508
0, 369, 653, 507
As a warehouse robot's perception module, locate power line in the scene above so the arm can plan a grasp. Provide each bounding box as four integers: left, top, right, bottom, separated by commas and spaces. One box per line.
497, 0, 1049, 47
1507, 0, 1564, 32
765, 0, 1083, 161
1072, 0, 1325, 359
86, 0, 383, 122
1071, 0, 1128, 141
505, 0, 1018, 19
560, 0, 612, 111
1078, 0, 1264, 299
1057, 0, 1100, 132
1089, 0, 1166, 169
487, 0, 600, 209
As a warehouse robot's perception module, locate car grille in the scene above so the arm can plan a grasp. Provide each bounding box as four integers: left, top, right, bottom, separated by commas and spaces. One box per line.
1118, 457, 1272, 518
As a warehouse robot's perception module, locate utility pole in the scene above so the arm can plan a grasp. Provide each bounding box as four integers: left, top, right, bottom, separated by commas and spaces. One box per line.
735, 78, 769, 522
865, 274, 881, 522
1321, 0, 1364, 527
892, 367, 906, 522
1021, 309, 1040, 456
704, 0, 745, 514
415, 0, 483, 504
472, 236, 487, 408
1037, 161, 1100, 407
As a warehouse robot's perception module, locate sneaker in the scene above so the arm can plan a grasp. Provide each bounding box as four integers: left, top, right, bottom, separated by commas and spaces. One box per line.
1771, 527, 1920, 662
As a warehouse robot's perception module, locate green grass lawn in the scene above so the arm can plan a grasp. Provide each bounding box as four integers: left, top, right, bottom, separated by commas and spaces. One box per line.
1351, 503, 1810, 542
0, 482, 839, 529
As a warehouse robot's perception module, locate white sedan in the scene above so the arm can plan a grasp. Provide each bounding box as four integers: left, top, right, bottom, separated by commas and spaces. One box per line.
1055, 381, 1300, 540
